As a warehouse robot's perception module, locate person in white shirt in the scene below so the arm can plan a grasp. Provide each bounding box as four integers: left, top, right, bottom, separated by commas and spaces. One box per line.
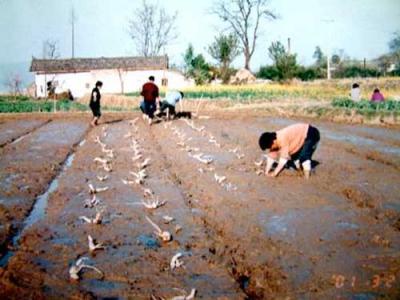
350, 83, 361, 102
158, 91, 184, 120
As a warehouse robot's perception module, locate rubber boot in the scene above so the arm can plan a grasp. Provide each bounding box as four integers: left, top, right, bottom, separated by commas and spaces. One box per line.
302, 160, 311, 179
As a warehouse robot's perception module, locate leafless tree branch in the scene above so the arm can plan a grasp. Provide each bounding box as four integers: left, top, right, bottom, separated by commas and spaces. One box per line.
211, 0, 276, 70
4, 73, 22, 99
43, 39, 60, 59
128, 0, 178, 57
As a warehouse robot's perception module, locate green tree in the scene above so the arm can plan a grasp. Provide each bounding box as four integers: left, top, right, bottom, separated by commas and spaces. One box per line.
183, 44, 212, 85
183, 44, 195, 75
389, 31, 400, 53
389, 31, 400, 69
313, 46, 326, 67
377, 54, 392, 76
268, 41, 298, 81
331, 54, 341, 65
208, 34, 240, 83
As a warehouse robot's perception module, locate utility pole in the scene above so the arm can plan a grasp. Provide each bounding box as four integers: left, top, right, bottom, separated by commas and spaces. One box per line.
322, 19, 334, 80
363, 58, 366, 77
70, 7, 76, 58
287, 37, 291, 54
327, 49, 331, 80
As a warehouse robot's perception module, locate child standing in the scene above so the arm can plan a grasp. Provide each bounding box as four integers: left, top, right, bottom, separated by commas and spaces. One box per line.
89, 81, 103, 126
258, 123, 320, 179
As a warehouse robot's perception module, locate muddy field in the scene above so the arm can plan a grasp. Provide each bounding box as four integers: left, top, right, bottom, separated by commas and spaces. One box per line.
0, 112, 399, 299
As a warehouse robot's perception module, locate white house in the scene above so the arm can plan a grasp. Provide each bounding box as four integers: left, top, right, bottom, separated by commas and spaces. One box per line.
30, 55, 193, 98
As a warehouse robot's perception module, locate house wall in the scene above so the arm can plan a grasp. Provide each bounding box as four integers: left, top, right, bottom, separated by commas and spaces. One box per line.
35, 72, 91, 98
35, 69, 193, 98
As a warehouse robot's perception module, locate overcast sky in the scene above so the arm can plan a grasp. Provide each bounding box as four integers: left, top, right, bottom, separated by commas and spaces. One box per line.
0, 0, 399, 89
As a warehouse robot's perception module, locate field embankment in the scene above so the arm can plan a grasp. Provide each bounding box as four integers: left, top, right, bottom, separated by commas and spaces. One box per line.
2, 77, 400, 124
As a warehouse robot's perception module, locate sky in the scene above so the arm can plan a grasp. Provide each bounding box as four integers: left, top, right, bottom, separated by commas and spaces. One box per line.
0, 0, 399, 90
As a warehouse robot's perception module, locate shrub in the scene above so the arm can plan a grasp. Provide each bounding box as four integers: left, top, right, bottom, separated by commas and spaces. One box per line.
296, 66, 325, 81
257, 65, 280, 81
334, 65, 381, 78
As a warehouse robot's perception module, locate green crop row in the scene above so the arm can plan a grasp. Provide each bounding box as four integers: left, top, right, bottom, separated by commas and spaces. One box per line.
0, 99, 88, 113
0, 95, 31, 102
331, 98, 400, 112
126, 89, 332, 101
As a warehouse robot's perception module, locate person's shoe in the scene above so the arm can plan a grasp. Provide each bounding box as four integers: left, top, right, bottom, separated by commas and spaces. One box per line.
294, 160, 301, 170
302, 160, 312, 179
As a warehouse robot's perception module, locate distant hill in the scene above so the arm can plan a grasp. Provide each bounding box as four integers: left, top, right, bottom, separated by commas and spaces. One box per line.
0, 61, 34, 94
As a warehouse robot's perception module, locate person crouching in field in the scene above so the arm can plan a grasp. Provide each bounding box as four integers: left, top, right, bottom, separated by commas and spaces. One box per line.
370, 88, 385, 102
89, 81, 103, 126
157, 90, 184, 120
258, 123, 320, 179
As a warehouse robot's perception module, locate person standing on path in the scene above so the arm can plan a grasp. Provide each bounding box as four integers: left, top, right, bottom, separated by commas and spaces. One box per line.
140, 76, 160, 125
89, 81, 103, 126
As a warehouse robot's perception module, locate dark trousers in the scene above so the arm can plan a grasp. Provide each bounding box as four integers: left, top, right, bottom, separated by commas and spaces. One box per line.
159, 101, 176, 116
144, 101, 156, 118
292, 125, 320, 163
90, 104, 101, 117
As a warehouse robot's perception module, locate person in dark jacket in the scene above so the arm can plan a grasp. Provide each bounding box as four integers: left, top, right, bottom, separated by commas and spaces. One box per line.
89, 81, 103, 126
140, 76, 159, 125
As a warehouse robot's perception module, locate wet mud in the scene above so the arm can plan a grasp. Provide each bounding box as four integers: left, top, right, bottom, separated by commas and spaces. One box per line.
0, 118, 51, 147
0, 117, 90, 264
0, 113, 399, 299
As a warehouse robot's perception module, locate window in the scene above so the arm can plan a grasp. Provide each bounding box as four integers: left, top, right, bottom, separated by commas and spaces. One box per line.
161, 78, 168, 86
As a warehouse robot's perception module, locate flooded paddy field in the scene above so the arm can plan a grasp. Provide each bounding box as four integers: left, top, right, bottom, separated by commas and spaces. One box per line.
0, 113, 399, 299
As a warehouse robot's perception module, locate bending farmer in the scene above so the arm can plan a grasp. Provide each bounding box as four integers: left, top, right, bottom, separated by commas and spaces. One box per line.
158, 90, 184, 120
258, 123, 320, 179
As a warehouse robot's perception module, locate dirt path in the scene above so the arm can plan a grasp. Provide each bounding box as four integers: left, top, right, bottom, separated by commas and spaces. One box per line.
0, 113, 399, 299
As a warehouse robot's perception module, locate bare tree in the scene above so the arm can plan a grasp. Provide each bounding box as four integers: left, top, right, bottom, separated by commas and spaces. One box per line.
42, 39, 60, 99
43, 39, 60, 59
128, 0, 178, 57
5, 73, 22, 100
117, 62, 128, 94
211, 0, 276, 70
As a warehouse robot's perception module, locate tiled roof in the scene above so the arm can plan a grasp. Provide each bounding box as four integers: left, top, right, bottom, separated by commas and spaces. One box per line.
30, 56, 169, 73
